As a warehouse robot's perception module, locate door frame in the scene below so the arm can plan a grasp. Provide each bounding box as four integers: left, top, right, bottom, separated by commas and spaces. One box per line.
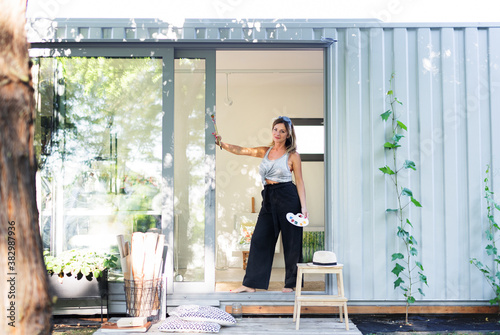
29, 41, 333, 303
167, 49, 217, 293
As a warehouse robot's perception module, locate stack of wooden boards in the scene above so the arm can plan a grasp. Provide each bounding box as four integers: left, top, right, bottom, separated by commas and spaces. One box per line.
117, 232, 165, 281
117, 232, 165, 318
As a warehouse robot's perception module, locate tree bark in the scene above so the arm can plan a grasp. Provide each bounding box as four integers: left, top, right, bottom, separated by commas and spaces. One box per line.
0, 0, 52, 334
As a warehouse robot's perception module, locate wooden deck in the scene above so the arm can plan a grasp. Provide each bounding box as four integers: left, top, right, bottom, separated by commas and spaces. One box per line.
93, 317, 361, 334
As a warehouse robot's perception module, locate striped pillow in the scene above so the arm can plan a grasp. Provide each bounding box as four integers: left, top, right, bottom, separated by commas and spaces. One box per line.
170, 305, 237, 326
158, 316, 220, 333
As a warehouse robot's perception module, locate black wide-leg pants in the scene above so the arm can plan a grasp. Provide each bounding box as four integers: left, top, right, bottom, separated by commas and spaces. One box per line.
242, 182, 303, 289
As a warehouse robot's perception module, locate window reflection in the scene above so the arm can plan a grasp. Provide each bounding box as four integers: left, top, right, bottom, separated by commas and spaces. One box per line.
173, 58, 206, 282
33, 57, 163, 261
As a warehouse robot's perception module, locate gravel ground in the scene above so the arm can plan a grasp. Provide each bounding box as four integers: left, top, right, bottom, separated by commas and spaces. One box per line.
349, 314, 500, 334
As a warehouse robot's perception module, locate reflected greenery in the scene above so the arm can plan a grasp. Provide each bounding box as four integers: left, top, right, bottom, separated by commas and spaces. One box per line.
33, 57, 163, 255
173, 59, 206, 282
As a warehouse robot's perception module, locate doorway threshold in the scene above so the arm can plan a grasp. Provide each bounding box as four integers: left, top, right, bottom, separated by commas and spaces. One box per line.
168, 291, 301, 312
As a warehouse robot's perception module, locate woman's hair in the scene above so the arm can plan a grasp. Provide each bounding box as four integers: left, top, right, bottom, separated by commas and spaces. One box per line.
270, 116, 297, 153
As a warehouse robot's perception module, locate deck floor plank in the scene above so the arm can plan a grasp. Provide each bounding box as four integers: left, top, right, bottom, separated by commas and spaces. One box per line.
94, 317, 361, 334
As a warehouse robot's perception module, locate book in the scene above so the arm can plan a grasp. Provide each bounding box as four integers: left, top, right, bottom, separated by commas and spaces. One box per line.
99, 318, 151, 333
116, 317, 148, 327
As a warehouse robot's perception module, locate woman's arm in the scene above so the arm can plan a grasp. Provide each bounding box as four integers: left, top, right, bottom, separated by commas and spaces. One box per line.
217, 136, 268, 158
290, 152, 308, 218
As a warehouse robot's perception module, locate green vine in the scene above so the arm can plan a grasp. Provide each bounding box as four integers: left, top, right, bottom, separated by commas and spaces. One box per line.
470, 165, 500, 308
380, 74, 427, 324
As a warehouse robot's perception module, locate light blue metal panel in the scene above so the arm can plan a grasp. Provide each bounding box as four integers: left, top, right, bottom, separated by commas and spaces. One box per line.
329, 28, 346, 296
88, 27, 101, 39
382, 29, 398, 301
419, 27, 447, 300
206, 28, 219, 39
489, 29, 500, 285
359, 28, 375, 300
441, 27, 462, 300
135, 27, 148, 40
432, 27, 446, 299
368, 27, 390, 300
344, 27, 364, 300
416, 27, 437, 301
112, 27, 125, 39
453, 28, 472, 301
278, 28, 306, 40
252, 27, 266, 40
229, 27, 242, 39
477, 28, 494, 300
465, 27, 486, 300
431, 27, 447, 300
489, 28, 500, 230
242, 27, 254, 40
392, 27, 414, 301
183, 27, 196, 39
323, 28, 338, 295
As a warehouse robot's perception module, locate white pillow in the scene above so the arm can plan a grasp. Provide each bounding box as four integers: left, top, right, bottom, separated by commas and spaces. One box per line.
170, 305, 237, 326
158, 316, 220, 333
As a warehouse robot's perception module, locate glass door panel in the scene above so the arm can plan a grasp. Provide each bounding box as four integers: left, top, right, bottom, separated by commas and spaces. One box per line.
173, 58, 207, 282
33, 57, 163, 261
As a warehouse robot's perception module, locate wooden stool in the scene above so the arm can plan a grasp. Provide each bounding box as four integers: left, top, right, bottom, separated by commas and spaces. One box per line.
293, 263, 349, 330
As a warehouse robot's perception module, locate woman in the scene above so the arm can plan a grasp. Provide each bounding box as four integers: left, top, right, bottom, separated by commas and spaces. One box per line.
216, 116, 308, 293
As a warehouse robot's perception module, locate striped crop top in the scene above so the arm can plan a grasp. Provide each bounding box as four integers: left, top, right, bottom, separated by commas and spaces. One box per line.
259, 148, 293, 185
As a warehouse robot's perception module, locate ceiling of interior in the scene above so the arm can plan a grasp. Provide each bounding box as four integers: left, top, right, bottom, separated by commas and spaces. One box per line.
216, 49, 324, 86
217, 49, 323, 72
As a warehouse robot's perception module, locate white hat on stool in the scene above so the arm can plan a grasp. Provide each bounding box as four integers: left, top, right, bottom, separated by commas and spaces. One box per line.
308, 251, 338, 266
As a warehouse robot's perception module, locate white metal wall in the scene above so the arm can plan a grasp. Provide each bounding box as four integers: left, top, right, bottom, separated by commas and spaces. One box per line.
328, 26, 500, 304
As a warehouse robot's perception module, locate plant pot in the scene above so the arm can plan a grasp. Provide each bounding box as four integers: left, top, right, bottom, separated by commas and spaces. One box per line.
47, 270, 108, 299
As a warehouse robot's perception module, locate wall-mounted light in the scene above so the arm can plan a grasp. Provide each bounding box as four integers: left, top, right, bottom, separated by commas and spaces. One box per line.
224, 72, 233, 106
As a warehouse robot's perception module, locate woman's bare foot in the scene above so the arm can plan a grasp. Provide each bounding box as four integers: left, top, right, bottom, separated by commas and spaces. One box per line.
231, 285, 256, 293
282, 288, 294, 293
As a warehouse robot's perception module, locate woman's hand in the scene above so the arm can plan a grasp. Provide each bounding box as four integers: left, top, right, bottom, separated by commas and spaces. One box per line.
290, 152, 308, 220
214, 134, 222, 148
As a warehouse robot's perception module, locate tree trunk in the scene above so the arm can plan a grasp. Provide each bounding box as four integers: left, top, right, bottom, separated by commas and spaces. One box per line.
0, 0, 52, 334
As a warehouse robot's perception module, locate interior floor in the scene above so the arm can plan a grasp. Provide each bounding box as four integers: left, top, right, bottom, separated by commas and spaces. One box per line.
215, 268, 326, 292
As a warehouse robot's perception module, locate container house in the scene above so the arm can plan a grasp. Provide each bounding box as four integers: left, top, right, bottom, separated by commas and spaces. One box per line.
27, 18, 500, 314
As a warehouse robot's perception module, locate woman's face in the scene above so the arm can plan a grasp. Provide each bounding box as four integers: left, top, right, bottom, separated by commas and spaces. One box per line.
272, 122, 288, 145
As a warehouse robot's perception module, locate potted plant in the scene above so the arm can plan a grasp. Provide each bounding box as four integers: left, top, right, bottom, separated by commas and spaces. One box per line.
44, 249, 117, 299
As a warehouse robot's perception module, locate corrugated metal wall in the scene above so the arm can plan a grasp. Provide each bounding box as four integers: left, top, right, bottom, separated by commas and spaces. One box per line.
328, 26, 500, 303
29, 19, 500, 305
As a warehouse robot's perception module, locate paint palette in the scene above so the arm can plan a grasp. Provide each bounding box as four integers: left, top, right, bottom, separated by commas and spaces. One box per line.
286, 212, 309, 227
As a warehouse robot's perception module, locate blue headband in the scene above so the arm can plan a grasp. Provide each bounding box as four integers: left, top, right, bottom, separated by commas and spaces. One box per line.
278, 116, 292, 128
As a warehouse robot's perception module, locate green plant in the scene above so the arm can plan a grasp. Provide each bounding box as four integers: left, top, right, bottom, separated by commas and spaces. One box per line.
44, 249, 117, 281
470, 165, 500, 307
51, 328, 99, 335
379, 74, 427, 324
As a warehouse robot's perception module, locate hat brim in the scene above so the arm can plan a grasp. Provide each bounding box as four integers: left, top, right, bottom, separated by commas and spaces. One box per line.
307, 262, 338, 267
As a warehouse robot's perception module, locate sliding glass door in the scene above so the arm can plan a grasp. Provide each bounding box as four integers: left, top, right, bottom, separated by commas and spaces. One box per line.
171, 51, 216, 293
31, 47, 217, 294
